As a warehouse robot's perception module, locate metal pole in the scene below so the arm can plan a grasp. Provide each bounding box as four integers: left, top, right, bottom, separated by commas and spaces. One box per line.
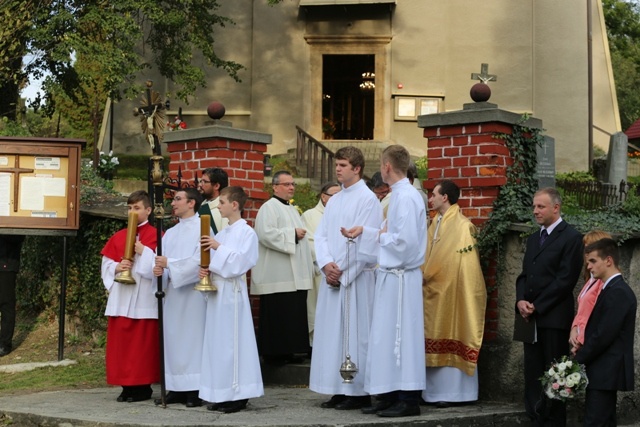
151, 138, 167, 407
587, 0, 594, 168
58, 236, 68, 361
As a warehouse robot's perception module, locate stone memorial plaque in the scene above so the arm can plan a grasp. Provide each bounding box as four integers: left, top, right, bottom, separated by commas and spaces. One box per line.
536, 136, 556, 189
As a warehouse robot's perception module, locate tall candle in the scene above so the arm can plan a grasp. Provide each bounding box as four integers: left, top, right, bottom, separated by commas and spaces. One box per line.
201, 214, 211, 266
123, 211, 138, 260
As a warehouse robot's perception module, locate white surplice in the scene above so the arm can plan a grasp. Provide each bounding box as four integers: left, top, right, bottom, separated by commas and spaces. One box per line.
301, 200, 324, 345
155, 214, 206, 391
199, 219, 264, 403
309, 179, 383, 396
251, 198, 314, 295
364, 178, 427, 395
102, 245, 157, 319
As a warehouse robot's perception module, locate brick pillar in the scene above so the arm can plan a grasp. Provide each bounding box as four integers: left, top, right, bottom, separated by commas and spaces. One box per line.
418, 102, 542, 341
163, 123, 272, 326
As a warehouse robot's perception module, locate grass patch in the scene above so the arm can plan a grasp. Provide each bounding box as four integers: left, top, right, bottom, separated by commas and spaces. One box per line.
0, 355, 106, 394
0, 312, 107, 395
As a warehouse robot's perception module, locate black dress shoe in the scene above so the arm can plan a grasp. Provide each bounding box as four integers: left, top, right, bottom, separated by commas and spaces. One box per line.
334, 395, 371, 410
221, 399, 248, 413
126, 385, 153, 402
186, 391, 202, 408
320, 394, 346, 408
116, 388, 130, 403
361, 399, 395, 414
206, 402, 221, 411
154, 391, 187, 405
0, 346, 12, 357
435, 401, 450, 408
377, 400, 420, 417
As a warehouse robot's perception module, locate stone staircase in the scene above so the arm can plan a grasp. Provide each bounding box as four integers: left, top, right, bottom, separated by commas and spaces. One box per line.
287, 140, 389, 190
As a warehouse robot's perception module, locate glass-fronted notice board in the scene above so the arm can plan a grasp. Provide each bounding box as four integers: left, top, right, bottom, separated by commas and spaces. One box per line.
0, 136, 84, 230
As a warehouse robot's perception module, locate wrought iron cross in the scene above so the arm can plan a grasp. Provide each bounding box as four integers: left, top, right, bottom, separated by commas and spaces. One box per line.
0, 156, 34, 212
471, 63, 497, 84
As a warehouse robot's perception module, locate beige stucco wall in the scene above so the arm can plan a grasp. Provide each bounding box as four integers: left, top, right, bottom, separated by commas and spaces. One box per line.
110, 0, 619, 173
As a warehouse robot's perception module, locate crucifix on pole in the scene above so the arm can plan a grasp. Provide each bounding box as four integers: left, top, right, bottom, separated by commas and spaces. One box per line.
133, 80, 169, 407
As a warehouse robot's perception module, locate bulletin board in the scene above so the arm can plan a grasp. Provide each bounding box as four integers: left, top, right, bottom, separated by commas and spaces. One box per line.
0, 136, 84, 230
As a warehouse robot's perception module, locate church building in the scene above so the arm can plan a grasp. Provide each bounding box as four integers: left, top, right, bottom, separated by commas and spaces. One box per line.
111, 0, 619, 173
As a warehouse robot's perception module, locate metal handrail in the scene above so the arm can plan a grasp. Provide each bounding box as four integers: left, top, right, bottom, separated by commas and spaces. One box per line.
296, 126, 335, 184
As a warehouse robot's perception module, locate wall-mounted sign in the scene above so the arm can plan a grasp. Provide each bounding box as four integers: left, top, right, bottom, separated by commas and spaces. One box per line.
0, 136, 84, 230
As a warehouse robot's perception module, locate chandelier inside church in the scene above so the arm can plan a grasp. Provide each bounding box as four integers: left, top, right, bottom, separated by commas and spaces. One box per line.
360, 72, 375, 90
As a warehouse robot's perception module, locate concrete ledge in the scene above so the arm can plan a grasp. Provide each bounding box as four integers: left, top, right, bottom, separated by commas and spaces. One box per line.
418, 107, 542, 129
0, 385, 530, 427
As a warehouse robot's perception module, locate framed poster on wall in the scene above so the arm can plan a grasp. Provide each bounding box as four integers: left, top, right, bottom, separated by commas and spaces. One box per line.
0, 136, 84, 231
394, 96, 444, 121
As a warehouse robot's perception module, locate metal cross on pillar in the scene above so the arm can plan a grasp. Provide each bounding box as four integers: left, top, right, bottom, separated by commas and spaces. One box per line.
471, 63, 498, 84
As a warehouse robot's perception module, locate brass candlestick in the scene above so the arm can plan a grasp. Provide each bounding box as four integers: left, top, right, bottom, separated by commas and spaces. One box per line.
194, 214, 217, 292
115, 211, 138, 285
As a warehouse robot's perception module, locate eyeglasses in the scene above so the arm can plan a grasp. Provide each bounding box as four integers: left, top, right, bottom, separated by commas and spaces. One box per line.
276, 182, 296, 187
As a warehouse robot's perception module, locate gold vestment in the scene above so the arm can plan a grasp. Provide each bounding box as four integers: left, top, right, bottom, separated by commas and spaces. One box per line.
422, 204, 487, 376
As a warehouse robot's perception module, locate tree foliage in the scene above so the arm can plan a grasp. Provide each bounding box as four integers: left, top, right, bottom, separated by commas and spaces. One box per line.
1, 0, 246, 154
602, 0, 640, 130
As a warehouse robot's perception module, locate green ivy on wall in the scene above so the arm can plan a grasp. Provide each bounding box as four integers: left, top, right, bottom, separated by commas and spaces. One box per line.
476, 114, 543, 264
17, 214, 124, 337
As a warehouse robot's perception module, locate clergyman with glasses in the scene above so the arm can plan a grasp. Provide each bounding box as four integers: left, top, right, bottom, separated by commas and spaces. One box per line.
251, 171, 315, 365
301, 182, 341, 348
197, 167, 229, 234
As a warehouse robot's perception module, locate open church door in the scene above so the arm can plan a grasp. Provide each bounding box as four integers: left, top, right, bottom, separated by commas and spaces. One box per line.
322, 54, 375, 140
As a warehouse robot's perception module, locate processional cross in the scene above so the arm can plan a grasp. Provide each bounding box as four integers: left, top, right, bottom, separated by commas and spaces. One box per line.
0, 157, 34, 212
471, 63, 498, 84
133, 81, 166, 156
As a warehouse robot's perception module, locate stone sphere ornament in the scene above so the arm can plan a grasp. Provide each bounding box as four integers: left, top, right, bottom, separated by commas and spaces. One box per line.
470, 82, 492, 103
207, 101, 226, 120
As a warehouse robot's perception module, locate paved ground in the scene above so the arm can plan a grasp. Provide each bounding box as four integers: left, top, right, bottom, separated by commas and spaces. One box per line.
0, 384, 529, 427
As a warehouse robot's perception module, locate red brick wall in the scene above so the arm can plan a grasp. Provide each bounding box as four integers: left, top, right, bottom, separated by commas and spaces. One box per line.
164, 138, 270, 224
423, 121, 515, 342
164, 135, 269, 327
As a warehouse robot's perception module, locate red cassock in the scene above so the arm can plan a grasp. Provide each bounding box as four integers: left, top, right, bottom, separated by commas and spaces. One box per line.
101, 222, 160, 386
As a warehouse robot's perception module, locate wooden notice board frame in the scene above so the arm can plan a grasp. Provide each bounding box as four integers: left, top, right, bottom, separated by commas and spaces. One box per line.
0, 136, 84, 230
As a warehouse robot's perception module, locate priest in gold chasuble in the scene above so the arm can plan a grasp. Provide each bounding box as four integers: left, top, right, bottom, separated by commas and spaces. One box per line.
422, 180, 487, 405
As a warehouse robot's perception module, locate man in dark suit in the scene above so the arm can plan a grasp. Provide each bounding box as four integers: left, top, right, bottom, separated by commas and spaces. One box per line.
515, 187, 584, 426
575, 238, 636, 427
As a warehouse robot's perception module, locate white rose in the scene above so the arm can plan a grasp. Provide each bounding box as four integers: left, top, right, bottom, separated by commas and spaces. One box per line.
568, 372, 582, 383
557, 378, 566, 386
559, 389, 570, 398
565, 361, 573, 368
545, 387, 556, 399
566, 379, 575, 388
557, 362, 567, 372
548, 368, 555, 376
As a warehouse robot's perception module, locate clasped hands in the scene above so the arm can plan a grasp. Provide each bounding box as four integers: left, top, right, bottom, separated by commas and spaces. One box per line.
516, 300, 535, 321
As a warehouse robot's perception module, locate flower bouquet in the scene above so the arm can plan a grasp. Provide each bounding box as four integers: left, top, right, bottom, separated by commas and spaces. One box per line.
540, 355, 588, 401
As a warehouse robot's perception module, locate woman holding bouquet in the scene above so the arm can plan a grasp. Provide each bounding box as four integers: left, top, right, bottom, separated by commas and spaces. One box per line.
568, 230, 611, 355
